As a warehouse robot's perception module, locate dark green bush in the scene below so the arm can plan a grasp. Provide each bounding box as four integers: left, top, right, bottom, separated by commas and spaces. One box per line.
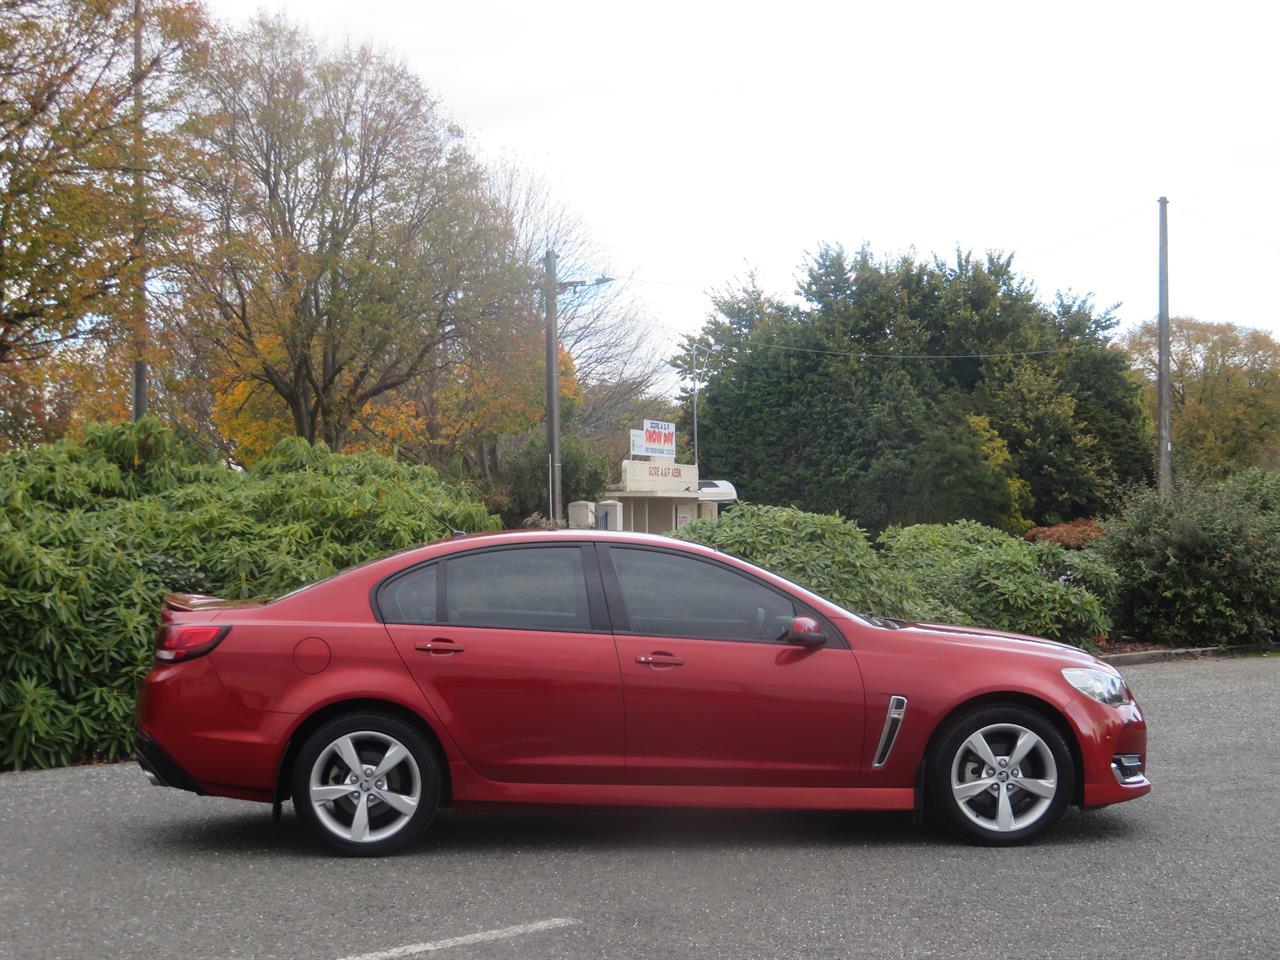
675, 506, 1113, 645
0, 419, 499, 769
877, 522, 1112, 645
1100, 470, 1280, 647
674, 504, 934, 619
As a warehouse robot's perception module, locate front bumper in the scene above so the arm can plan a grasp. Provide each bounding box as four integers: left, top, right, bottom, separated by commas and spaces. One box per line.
1065, 696, 1152, 808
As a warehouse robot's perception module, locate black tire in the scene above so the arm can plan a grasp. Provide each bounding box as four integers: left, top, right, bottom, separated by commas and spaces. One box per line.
291, 712, 440, 857
927, 704, 1075, 846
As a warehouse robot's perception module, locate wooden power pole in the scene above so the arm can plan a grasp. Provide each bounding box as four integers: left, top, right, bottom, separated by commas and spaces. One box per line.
130, 0, 148, 420
1157, 197, 1173, 498
544, 250, 561, 524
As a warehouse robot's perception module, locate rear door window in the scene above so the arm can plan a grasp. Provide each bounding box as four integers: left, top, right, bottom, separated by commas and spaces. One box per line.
446, 546, 592, 632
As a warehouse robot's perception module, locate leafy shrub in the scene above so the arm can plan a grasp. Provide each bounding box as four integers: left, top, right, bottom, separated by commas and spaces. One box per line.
0, 419, 499, 769
1025, 518, 1102, 549
673, 504, 933, 619
1100, 470, 1280, 647
1042, 545, 1120, 612
497, 434, 608, 528
675, 506, 1113, 644
875, 520, 1012, 574
877, 522, 1112, 645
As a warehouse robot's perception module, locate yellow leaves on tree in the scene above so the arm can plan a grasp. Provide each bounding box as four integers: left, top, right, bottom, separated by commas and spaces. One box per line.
967, 413, 1033, 533
429, 335, 581, 457
210, 377, 293, 466
1122, 317, 1280, 475
208, 324, 580, 466
0, 0, 205, 364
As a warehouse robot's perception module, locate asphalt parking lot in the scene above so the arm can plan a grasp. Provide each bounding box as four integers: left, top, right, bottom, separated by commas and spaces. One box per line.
2, 656, 1278, 960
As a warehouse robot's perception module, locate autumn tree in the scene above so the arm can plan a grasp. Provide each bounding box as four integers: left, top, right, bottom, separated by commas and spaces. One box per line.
1122, 317, 1280, 475
167, 16, 529, 453
0, 0, 202, 449
0, 0, 200, 368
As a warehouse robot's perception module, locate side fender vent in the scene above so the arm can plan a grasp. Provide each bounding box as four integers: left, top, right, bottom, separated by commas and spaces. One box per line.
872, 695, 909, 768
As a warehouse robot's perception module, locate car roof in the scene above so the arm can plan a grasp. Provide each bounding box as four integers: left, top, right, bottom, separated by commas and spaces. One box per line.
268, 525, 854, 624
440, 528, 693, 548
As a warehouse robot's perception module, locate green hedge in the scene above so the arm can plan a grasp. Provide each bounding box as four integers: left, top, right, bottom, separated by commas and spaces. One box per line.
877, 521, 1112, 645
673, 504, 930, 619
1100, 470, 1280, 648
676, 506, 1112, 647
0, 419, 498, 770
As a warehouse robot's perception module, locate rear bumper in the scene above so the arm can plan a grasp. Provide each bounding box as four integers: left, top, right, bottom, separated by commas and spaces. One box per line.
136, 732, 203, 795
136, 657, 294, 802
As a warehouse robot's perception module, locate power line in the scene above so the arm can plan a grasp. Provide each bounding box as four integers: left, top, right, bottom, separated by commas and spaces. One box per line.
1180, 206, 1280, 253
655, 328, 1092, 362
1016, 205, 1150, 261
626, 275, 707, 291
737, 341, 1086, 361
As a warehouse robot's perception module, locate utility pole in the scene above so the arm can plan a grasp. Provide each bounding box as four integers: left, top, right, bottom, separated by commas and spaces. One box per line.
1157, 196, 1173, 498
542, 257, 610, 524
544, 250, 562, 524
691, 341, 700, 470
130, 0, 148, 420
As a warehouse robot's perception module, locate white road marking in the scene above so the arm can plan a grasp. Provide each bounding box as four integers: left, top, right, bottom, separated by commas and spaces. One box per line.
334, 918, 580, 960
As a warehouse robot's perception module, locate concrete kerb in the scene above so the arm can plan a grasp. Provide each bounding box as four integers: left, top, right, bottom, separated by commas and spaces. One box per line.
1101, 643, 1272, 667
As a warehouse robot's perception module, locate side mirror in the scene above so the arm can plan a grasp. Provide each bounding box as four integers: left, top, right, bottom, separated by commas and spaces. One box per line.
782, 616, 827, 647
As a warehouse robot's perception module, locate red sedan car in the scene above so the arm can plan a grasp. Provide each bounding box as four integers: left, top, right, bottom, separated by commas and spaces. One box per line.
137, 530, 1149, 855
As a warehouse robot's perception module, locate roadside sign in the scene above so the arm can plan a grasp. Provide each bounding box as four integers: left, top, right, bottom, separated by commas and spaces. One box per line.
635, 419, 676, 458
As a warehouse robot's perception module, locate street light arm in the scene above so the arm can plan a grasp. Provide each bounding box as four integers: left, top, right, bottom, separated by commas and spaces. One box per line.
556, 275, 615, 293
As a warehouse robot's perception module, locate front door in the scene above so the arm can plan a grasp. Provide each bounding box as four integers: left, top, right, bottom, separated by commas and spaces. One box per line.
599, 544, 865, 787
381, 543, 625, 784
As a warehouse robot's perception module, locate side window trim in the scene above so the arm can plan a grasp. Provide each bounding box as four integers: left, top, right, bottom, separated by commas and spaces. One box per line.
437, 556, 449, 624
595, 544, 630, 633
582, 543, 612, 633
597, 543, 848, 649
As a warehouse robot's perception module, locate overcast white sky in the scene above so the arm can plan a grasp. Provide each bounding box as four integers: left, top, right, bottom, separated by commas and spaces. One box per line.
212, 0, 1280, 360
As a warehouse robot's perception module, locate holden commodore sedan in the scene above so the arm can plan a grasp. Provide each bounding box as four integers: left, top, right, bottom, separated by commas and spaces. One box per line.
136, 529, 1149, 855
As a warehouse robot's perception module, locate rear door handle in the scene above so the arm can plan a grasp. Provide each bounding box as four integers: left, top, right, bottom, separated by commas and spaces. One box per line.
636, 652, 684, 667
415, 638, 465, 655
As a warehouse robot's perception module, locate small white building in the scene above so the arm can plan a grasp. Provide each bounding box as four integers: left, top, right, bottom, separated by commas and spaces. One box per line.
566, 459, 737, 534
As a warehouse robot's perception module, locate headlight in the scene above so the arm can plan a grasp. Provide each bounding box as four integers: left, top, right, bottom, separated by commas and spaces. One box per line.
1062, 667, 1130, 706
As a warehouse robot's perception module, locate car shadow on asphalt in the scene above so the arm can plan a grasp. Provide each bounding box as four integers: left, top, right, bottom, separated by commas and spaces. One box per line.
139, 802, 1145, 858
420, 805, 1144, 853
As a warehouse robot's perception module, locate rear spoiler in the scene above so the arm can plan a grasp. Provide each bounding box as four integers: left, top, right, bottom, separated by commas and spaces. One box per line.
163, 593, 227, 613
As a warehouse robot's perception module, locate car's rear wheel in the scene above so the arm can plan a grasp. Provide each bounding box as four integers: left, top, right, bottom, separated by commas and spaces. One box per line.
927, 704, 1074, 845
291, 713, 440, 856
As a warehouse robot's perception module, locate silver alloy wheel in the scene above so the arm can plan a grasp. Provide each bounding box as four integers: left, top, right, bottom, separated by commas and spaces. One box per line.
308, 731, 421, 844
950, 722, 1058, 833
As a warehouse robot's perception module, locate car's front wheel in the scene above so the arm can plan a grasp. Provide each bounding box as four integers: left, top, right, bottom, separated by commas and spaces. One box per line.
291, 712, 440, 856
928, 704, 1075, 845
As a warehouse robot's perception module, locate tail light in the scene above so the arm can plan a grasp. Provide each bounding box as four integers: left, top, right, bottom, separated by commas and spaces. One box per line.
155, 624, 230, 662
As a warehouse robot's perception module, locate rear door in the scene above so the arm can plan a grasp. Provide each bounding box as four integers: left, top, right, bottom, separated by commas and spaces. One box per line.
380, 543, 625, 784
601, 544, 865, 787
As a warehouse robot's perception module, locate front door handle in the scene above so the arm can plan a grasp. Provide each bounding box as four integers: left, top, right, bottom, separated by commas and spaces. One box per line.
636, 652, 684, 668
415, 638, 465, 655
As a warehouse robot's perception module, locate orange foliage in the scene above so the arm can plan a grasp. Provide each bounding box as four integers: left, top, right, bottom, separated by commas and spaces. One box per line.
428, 335, 581, 457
